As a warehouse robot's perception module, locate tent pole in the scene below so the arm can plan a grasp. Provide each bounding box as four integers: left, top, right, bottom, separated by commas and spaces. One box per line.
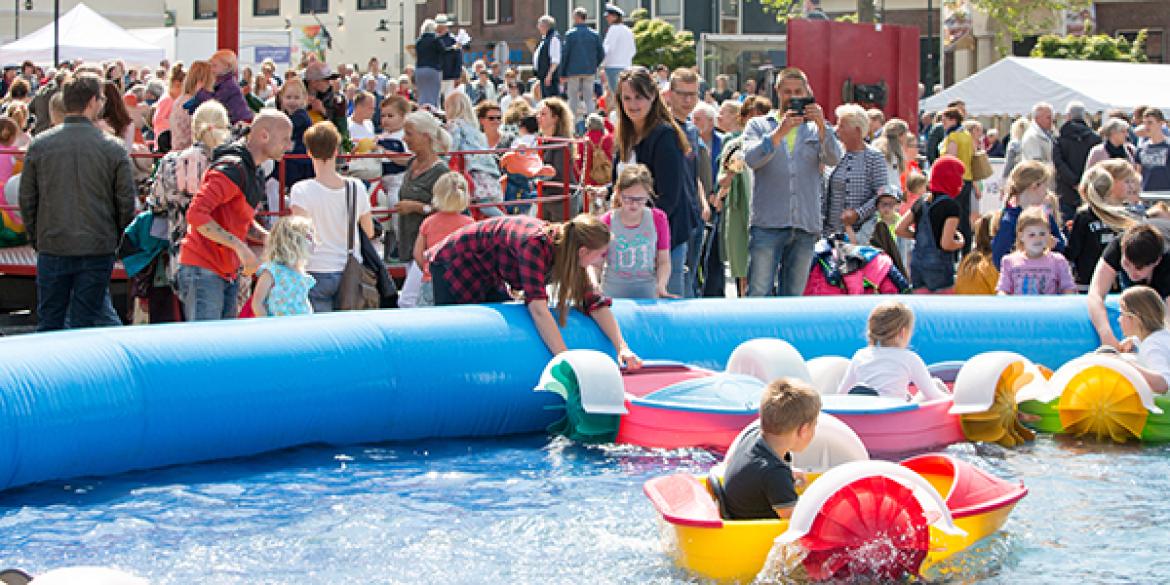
52, 0, 58, 66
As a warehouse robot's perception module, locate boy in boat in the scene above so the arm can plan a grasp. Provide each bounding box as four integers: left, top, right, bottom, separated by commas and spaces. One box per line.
721, 378, 821, 520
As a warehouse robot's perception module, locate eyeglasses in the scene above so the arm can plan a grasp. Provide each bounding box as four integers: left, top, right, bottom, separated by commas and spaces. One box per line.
622, 196, 649, 204
483, 115, 502, 121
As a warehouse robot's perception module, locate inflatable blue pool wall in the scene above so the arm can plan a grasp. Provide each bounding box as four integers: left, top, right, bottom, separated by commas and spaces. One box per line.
0, 296, 1116, 492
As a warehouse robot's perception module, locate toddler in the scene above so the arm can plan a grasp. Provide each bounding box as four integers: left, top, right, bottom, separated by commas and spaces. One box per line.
721, 378, 820, 520
277, 79, 314, 187
378, 95, 412, 258
251, 215, 317, 317
954, 213, 999, 294
836, 301, 948, 401
996, 207, 1077, 295
413, 172, 475, 307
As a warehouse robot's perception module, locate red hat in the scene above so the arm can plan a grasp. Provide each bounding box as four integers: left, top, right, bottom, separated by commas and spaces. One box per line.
929, 155, 966, 197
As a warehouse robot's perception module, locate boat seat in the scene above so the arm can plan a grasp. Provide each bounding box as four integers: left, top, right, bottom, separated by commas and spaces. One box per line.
707, 467, 731, 520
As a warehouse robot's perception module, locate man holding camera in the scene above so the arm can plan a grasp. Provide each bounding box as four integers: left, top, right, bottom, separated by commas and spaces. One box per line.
742, 67, 841, 297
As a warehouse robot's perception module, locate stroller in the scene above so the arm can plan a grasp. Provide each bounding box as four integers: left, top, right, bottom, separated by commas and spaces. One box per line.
804, 232, 912, 295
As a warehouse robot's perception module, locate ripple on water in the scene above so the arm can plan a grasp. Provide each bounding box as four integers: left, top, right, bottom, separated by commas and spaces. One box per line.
0, 435, 1168, 582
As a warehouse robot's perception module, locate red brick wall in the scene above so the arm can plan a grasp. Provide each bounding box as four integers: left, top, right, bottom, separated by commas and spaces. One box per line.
414, 2, 546, 66
1095, 1, 1170, 63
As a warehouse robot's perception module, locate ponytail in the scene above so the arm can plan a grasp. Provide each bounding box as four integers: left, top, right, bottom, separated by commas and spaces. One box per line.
1081, 165, 1137, 231
550, 214, 611, 326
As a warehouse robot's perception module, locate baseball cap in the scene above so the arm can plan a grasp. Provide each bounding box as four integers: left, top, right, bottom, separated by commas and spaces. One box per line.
304, 62, 339, 82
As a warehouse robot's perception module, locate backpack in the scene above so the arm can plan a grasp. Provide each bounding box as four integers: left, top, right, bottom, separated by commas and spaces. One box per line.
588, 138, 612, 185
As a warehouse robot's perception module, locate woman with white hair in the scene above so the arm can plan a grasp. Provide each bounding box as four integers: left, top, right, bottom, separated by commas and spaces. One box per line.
396, 110, 452, 306
414, 20, 445, 107
444, 91, 504, 217
1001, 116, 1031, 179
824, 103, 890, 243
1086, 116, 1137, 169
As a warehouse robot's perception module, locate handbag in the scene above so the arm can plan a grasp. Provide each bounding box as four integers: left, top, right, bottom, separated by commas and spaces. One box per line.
337, 180, 381, 310
969, 150, 993, 182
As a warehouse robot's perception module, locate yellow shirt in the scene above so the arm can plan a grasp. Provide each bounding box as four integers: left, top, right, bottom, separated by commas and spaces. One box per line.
940, 129, 975, 181
954, 257, 999, 294
784, 128, 798, 152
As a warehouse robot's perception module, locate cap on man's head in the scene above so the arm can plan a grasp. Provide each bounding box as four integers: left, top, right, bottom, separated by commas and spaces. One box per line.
304, 62, 339, 82
434, 14, 451, 26
604, 4, 625, 18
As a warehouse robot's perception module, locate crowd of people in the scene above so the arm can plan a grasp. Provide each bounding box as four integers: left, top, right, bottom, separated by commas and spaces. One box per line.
5, 3, 1170, 368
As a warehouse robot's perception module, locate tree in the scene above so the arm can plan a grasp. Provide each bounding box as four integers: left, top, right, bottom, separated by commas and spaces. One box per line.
629, 9, 695, 70
1031, 30, 1147, 63
758, 0, 875, 23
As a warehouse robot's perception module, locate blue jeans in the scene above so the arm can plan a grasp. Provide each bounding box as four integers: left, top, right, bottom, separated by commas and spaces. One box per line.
604, 67, 625, 95
308, 271, 343, 313
747, 226, 817, 297
668, 242, 688, 297
64, 289, 122, 328
35, 253, 117, 331
176, 264, 239, 321
685, 226, 705, 298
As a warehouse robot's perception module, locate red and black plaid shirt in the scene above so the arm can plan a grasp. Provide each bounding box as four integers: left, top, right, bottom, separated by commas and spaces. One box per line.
431, 216, 612, 313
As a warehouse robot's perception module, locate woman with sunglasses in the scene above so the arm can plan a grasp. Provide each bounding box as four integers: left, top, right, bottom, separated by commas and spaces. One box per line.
612, 67, 701, 297
476, 100, 506, 149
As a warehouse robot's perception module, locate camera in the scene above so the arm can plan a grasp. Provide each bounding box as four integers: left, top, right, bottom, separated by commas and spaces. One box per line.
787, 96, 816, 113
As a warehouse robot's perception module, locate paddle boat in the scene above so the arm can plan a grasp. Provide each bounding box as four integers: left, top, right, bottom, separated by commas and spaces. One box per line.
537, 340, 1044, 453
643, 422, 1028, 582
1017, 354, 1170, 443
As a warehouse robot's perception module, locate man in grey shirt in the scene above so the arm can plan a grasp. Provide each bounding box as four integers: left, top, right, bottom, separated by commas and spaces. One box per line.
19, 72, 136, 331
742, 67, 841, 296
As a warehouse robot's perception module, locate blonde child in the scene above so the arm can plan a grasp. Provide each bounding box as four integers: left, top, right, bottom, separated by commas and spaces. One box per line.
598, 164, 673, 299
996, 207, 1077, 295
991, 161, 1066, 268
954, 213, 999, 294
251, 215, 317, 317
722, 378, 820, 520
412, 172, 475, 307
1111, 285, 1170, 394
836, 301, 949, 401
278, 79, 313, 187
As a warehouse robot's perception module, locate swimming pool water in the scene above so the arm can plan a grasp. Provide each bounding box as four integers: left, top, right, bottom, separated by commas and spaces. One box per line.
1, 433, 1168, 583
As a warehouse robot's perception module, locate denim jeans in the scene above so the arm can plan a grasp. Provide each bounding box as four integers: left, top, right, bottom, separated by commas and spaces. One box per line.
604, 68, 624, 95
685, 226, 705, 298
35, 253, 117, 331
176, 264, 239, 321
668, 241, 688, 297
65, 290, 122, 328
746, 226, 818, 297
308, 271, 343, 313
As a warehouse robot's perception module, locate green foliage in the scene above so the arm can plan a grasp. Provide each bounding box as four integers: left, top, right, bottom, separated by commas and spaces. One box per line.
959, 0, 1094, 44
629, 8, 695, 70
1031, 30, 1148, 62
758, 1, 875, 23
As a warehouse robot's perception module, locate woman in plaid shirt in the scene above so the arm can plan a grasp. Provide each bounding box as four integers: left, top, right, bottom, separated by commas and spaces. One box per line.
429, 213, 643, 368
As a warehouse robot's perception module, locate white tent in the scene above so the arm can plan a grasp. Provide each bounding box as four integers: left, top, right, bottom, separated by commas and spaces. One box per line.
921, 57, 1170, 116
0, 3, 165, 66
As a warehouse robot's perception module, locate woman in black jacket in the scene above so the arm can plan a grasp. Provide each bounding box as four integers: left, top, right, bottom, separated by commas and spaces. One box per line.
414, 20, 445, 107
613, 67, 701, 296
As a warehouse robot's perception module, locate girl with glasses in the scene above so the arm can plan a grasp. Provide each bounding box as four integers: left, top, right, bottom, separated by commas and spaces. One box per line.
596, 164, 674, 299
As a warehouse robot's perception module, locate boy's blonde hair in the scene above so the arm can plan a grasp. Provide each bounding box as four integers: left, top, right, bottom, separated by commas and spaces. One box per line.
905, 171, 927, 194
263, 215, 314, 267
867, 300, 914, 346
1014, 207, 1050, 252
432, 171, 470, 212
760, 378, 821, 435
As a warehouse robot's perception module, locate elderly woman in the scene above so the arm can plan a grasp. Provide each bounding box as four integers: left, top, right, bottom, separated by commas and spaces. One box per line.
823, 104, 889, 243
1086, 117, 1137, 169
414, 20, 446, 108
396, 110, 451, 307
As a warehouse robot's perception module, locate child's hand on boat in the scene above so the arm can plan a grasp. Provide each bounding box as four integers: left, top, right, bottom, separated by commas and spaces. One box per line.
618, 346, 643, 371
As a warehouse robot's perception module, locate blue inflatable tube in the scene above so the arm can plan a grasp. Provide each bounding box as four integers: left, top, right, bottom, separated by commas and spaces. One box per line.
0, 296, 1117, 491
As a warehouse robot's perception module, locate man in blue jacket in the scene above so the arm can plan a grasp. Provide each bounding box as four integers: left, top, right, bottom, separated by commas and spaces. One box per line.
436, 15, 464, 101
562, 7, 605, 117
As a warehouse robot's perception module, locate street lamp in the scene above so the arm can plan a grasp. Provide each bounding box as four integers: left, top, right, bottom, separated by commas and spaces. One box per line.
376, 0, 406, 72
15, 0, 31, 40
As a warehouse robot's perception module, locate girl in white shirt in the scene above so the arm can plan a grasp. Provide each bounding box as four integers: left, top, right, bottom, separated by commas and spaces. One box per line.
837, 301, 949, 401
1116, 285, 1170, 394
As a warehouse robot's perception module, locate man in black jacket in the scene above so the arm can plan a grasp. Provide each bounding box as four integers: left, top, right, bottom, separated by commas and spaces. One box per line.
1054, 101, 1102, 223
19, 73, 136, 331
534, 15, 562, 99
436, 14, 464, 101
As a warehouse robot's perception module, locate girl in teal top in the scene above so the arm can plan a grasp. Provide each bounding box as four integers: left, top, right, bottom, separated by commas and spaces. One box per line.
251, 215, 317, 317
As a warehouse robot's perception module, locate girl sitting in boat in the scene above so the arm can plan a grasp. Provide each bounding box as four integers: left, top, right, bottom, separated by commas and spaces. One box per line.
836, 301, 949, 401
1113, 285, 1170, 394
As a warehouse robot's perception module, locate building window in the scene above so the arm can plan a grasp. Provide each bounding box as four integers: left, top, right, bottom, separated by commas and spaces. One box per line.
572, 0, 597, 26
499, 0, 513, 24
1118, 29, 1165, 64
453, 0, 472, 25
194, 0, 216, 20
358, 0, 386, 10
613, 0, 638, 16
300, 0, 328, 14
720, 0, 739, 34
254, 0, 279, 17
484, 0, 498, 24
655, 0, 682, 31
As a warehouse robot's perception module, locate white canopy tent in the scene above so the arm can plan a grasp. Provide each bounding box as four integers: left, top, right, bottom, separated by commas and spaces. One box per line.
921, 57, 1170, 116
0, 3, 165, 66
